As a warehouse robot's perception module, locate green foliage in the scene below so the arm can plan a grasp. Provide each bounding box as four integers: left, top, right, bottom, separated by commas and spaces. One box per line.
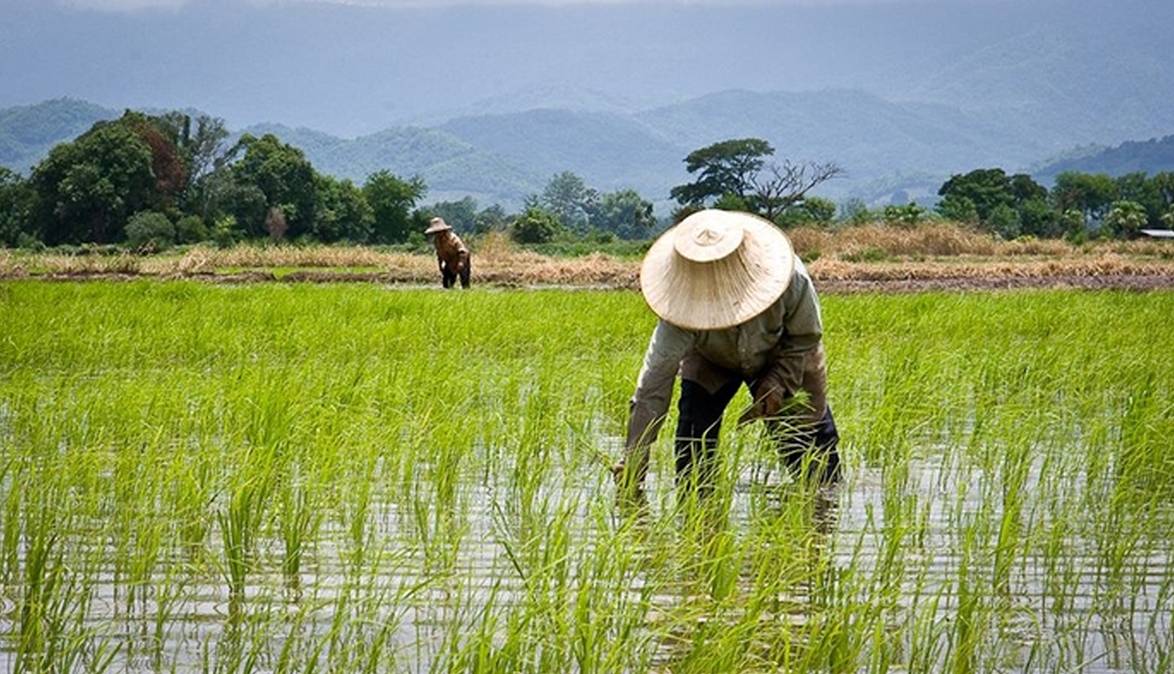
1103, 200, 1148, 238
363, 170, 425, 244
540, 171, 598, 233
124, 211, 175, 251
174, 215, 208, 244
590, 189, 657, 240
838, 198, 873, 225
30, 117, 157, 244
883, 203, 928, 228
0, 167, 36, 246
510, 206, 562, 244
313, 174, 374, 243
778, 196, 838, 227
212, 215, 241, 249
986, 203, 1022, 239
937, 168, 1052, 236
427, 197, 479, 234
935, 193, 980, 224
473, 204, 509, 235
671, 138, 774, 206
231, 134, 317, 239
1052, 171, 1118, 225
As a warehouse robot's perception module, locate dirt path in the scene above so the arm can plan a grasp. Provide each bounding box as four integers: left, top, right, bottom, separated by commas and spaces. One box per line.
12, 269, 1174, 293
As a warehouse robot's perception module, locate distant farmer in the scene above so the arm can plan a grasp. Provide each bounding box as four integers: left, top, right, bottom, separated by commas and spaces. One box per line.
425, 217, 471, 289
613, 209, 840, 497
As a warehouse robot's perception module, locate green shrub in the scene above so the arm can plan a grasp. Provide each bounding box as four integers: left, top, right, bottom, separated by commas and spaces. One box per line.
511, 207, 561, 244
175, 215, 209, 244
125, 211, 175, 252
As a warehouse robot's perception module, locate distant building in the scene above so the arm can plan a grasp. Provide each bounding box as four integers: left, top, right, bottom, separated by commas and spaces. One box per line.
1140, 229, 1174, 239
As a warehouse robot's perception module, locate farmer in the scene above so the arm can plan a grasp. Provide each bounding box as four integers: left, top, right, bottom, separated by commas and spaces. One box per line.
425, 217, 471, 289
613, 209, 840, 497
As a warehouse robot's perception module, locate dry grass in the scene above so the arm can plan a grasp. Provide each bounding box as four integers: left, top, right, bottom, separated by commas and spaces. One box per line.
4, 223, 1172, 288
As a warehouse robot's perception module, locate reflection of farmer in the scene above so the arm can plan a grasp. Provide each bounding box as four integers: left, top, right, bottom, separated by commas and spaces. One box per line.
425, 217, 471, 289
613, 209, 840, 496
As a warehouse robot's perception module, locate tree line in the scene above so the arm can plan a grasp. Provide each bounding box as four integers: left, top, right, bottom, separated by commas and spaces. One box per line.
2, 119, 1172, 251
665, 137, 1174, 240
0, 110, 658, 250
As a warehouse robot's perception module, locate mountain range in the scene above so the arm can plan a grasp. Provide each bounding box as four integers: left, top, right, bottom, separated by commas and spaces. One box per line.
6, 93, 1173, 213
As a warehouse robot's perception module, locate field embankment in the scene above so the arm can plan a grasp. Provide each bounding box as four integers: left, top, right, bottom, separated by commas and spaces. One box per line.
2, 224, 1173, 292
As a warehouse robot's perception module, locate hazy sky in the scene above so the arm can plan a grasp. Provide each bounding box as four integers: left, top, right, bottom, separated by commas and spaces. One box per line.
3, 0, 1168, 134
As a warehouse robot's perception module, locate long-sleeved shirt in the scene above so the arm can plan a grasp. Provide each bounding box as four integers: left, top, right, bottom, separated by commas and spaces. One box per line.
625, 257, 824, 450
433, 231, 469, 273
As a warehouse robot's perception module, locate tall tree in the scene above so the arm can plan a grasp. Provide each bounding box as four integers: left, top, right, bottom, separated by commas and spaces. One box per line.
231, 133, 318, 239
29, 119, 156, 244
590, 189, 657, 239
1051, 172, 1118, 225
540, 172, 598, 233
0, 168, 36, 246
363, 170, 425, 243
670, 138, 774, 206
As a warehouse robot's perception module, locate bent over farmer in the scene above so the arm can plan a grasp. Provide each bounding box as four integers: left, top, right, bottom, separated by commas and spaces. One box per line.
613, 209, 840, 496
425, 217, 471, 289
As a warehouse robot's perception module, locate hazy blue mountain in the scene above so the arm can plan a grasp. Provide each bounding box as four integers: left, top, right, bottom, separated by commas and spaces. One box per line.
240, 123, 545, 207
0, 99, 117, 172
1034, 136, 1174, 183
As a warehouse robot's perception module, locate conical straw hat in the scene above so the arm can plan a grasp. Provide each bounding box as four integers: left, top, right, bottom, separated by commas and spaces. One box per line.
640, 210, 794, 330
424, 217, 452, 234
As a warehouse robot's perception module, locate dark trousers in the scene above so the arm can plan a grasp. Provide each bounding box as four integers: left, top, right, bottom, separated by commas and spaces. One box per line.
674, 379, 841, 489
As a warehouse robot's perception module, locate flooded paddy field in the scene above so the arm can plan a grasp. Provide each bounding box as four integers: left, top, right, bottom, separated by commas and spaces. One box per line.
1, 282, 1171, 673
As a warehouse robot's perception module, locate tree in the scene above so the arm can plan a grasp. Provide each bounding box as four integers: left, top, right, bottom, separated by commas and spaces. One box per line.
363, 170, 425, 243
1019, 198, 1062, 237
1103, 200, 1147, 238
231, 134, 318, 239
987, 204, 1021, 239
314, 175, 374, 243
125, 211, 175, 251
428, 197, 479, 234
591, 189, 657, 239
511, 206, 561, 244
1051, 172, 1118, 225
670, 138, 774, 206
474, 204, 508, 234
174, 215, 208, 244
1114, 172, 1164, 226
883, 203, 928, 228
938, 168, 1015, 222
30, 119, 157, 244
778, 196, 838, 227
540, 172, 598, 233
936, 193, 980, 224
0, 168, 36, 247
749, 161, 843, 222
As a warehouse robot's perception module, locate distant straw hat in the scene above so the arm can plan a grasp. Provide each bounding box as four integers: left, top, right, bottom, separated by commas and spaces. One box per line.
424, 217, 452, 234
640, 209, 794, 331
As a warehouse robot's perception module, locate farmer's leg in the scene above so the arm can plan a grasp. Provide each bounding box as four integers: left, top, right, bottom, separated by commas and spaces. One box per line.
442, 269, 455, 288
459, 255, 471, 289
674, 378, 741, 492
769, 345, 841, 483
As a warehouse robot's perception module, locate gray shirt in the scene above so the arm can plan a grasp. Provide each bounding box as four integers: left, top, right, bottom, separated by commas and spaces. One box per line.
625, 258, 823, 450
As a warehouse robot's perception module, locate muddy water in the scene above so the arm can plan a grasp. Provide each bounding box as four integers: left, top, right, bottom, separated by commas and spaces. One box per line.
1, 449, 1170, 672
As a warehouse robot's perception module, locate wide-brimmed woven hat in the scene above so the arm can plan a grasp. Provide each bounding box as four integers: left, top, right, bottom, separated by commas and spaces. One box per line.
424, 217, 452, 235
640, 209, 794, 330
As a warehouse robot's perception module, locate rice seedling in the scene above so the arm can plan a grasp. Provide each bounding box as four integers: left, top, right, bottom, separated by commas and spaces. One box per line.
0, 280, 1171, 672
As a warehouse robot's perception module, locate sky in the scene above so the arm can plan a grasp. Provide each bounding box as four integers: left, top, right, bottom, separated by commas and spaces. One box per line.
2, 0, 1169, 135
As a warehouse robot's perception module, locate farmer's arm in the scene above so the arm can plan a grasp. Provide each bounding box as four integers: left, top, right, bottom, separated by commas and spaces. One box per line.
774, 266, 824, 397
619, 319, 693, 483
